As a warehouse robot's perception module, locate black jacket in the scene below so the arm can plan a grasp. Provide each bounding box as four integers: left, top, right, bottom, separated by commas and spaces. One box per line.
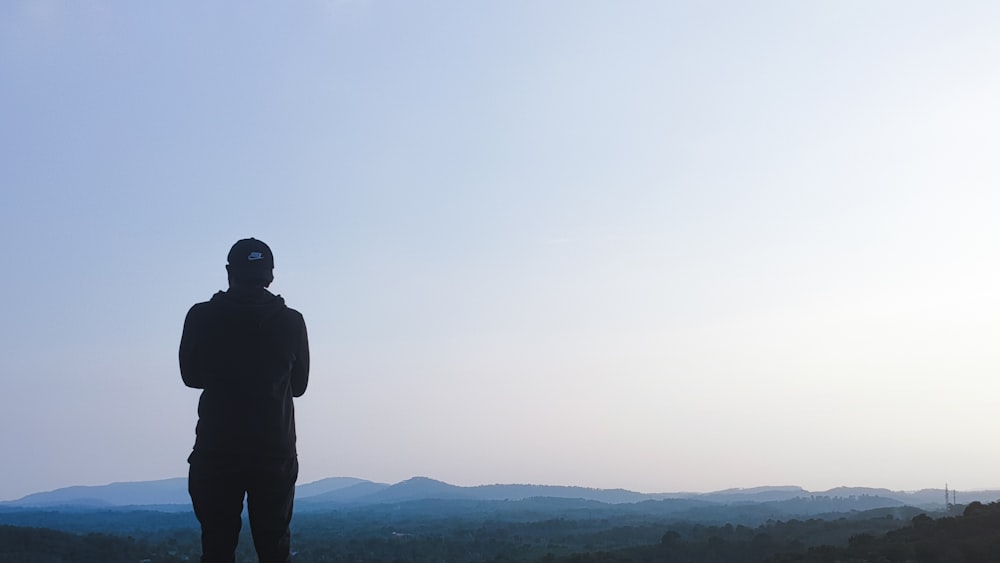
180, 287, 309, 458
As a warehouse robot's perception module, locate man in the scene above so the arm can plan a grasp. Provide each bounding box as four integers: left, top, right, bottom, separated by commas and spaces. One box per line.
180, 238, 310, 563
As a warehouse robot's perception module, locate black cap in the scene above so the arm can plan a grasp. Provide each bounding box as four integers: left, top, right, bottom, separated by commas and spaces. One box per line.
227, 238, 274, 277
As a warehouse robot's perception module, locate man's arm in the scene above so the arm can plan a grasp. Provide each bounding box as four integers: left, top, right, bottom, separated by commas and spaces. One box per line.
179, 305, 207, 389
291, 315, 309, 397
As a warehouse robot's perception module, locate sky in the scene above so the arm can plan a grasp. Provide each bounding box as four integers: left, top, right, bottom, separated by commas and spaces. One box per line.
2, 0, 1000, 502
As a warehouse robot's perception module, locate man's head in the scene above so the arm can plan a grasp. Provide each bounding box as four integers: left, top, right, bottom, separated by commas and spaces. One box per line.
227, 238, 275, 288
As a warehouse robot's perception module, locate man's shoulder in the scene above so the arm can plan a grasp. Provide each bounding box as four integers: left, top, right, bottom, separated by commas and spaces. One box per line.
185, 293, 225, 316
282, 305, 306, 324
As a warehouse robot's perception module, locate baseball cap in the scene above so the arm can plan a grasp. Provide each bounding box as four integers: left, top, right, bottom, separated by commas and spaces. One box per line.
227, 238, 275, 275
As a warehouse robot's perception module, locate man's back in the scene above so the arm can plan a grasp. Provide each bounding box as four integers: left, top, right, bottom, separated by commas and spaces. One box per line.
180, 286, 309, 457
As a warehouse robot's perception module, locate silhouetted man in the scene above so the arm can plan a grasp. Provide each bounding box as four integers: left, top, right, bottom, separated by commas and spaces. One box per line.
180, 238, 309, 563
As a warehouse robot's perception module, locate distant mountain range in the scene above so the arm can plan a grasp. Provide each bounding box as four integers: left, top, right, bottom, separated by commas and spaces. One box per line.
5, 476, 999, 512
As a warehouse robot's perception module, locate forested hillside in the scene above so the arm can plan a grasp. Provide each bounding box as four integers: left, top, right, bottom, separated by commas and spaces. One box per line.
557, 502, 1000, 562
0, 524, 191, 563
6, 498, 1000, 562
0, 503, 931, 562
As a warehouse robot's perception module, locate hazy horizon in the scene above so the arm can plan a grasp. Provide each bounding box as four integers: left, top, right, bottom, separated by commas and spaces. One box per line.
4, 472, 994, 505
3, 1, 1000, 502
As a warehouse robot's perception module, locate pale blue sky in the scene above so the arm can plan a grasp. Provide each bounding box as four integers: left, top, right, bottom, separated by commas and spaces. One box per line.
2, 1, 1000, 501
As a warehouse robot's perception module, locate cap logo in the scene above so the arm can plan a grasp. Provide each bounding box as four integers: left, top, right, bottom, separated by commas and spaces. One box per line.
248, 251, 264, 261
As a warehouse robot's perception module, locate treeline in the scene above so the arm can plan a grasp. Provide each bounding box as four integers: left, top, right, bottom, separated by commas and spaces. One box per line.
0, 524, 191, 563
8, 502, 997, 562
757, 500, 1000, 563
0, 510, 911, 563
553, 502, 1000, 563
544, 512, 911, 563
278, 507, 919, 562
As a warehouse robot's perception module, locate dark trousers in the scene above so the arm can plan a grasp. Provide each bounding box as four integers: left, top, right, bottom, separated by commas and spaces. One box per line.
188, 452, 299, 563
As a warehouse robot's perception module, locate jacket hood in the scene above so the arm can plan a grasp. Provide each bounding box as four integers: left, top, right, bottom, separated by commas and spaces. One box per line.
210, 287, 287, 322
